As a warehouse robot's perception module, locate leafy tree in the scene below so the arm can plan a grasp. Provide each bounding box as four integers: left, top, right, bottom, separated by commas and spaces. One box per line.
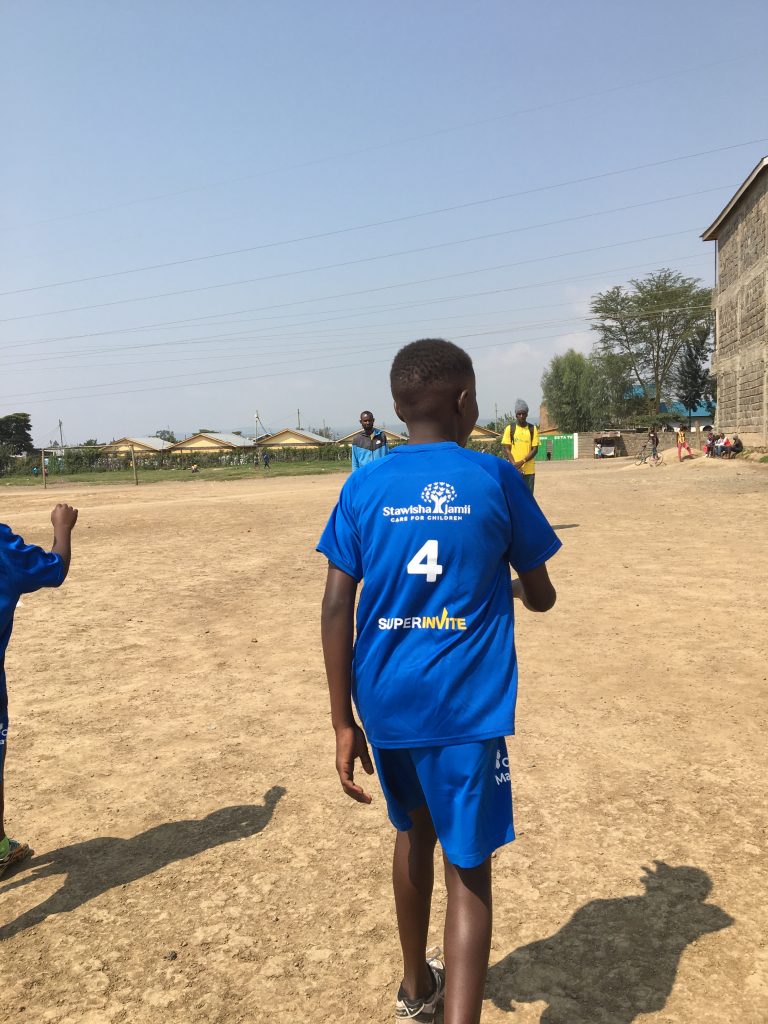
81, 438, 100, 447
155, 429, 177, 443
0, 413, 34, 455
675, 326, 714, 429
541, 350, 598, 432
588, 352, 646, 426
485, 411, 515, 434
309, 425, 337, 440
590, 269, 712, 415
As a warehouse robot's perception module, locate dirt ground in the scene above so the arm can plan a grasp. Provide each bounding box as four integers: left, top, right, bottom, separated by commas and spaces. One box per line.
1, 456, 766, 1024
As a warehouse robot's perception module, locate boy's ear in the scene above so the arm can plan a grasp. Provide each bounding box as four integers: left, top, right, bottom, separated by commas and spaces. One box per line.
393, 399, 406, 423
457, 388, 469, 413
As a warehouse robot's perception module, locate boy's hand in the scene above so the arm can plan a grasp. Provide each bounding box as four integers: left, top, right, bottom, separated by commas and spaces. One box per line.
51, 503, 78, 532
335, 724, 374, 804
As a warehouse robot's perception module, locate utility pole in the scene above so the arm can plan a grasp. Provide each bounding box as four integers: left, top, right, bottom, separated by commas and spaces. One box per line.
297, 408, 301, 430
494, 403, 498, 427
58, 419, 64, 451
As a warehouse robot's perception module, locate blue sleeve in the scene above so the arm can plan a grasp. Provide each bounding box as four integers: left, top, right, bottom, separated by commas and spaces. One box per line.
490, 463, 562, 573
0, 525, 65, 595
316, 480, 363, 581
351, 445, 360, 471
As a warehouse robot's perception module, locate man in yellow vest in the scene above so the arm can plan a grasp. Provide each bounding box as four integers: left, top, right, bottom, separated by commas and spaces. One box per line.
502, 399, 540, 495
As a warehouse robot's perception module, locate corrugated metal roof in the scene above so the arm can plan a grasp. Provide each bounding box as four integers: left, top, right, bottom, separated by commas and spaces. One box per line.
262, 428, 332, 444
660, 401, 715, 419
174, 432, 255, 447
106, 436, 173, 451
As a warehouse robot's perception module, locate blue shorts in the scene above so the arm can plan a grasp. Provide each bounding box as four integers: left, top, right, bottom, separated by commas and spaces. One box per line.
1, 674, 7, 783
371, 737, 515, 868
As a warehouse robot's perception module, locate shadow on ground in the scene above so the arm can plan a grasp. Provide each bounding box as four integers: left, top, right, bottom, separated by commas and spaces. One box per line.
486, 861, 733, 1024
551, 524, 579, 530
0, 785, 285, 940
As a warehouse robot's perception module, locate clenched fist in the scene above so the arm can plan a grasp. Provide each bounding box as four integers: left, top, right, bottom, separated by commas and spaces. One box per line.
51, 503, 78, 532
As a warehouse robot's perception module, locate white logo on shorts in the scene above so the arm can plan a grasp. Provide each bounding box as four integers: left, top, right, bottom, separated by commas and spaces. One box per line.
495, 748, 510, 785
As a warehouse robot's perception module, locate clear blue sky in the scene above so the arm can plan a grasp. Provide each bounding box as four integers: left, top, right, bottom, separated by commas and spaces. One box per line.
1, 0, 766, 444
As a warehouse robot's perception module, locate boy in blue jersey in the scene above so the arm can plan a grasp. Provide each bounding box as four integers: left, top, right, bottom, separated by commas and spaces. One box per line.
318, 339, 560, 1023
0, 503, 78, 878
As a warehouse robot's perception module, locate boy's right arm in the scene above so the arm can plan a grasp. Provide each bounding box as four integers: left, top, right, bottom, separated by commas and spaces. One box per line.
512, 563, 556, 612
320, 564, 374, 804
50, 503, 78, 578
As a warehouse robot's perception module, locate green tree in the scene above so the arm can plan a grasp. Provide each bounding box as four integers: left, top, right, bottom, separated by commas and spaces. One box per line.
309, 425, 337, 440
155, 429, 177, 443
590, 269, 712, 415
541, 350, 598, 432
675, 326, 714, 430
0, 413, 34, 455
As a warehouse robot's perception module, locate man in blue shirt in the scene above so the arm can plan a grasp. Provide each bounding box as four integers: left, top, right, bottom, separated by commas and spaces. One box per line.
319, 339, 560, 1024
350, 410, 389, 470
0, 502, 78, 878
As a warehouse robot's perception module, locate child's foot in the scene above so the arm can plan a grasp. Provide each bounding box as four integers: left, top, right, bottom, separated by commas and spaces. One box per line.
395, 951, 445, 1022
0, 837, 33, 879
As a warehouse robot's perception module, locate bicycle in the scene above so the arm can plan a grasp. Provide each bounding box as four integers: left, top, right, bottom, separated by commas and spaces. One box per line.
635, 442, 664, 467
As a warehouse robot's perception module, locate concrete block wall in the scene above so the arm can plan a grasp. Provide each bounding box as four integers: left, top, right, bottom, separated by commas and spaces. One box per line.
712, 172, 768, 445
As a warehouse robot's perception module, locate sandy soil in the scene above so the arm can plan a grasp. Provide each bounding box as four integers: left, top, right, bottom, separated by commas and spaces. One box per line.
0, 457, 766, 1024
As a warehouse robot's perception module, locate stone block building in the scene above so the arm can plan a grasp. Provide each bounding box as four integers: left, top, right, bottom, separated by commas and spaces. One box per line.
702, 157, 768, 446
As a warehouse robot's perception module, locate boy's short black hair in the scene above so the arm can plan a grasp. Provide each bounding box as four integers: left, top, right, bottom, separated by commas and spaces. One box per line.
390, 338, 474, 405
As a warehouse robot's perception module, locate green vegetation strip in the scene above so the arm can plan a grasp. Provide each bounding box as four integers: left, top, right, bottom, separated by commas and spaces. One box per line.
1, 462, 350, 488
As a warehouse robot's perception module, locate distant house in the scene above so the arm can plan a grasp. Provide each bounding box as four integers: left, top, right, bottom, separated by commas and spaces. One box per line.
101, 436, 173, 456
468, 425, 500, 445
658, 401, 714, 433
702, 157, 768, 445
258, 428, 332, 448
170, 432, 255, 454
336, 427, 406, 445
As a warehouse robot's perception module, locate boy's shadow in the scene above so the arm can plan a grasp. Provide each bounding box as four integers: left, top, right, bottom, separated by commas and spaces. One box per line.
0, 785, 285, 941
486, 862, 733, 1024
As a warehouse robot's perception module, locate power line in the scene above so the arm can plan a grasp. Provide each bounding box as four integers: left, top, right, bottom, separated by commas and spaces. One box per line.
0, 328, 592, 405
2, 299, 714, 376
0, 228, 700, 324
0, 250, 711, 365
0, 179, 739, 297
0, 249, 713, 352
0, 300, 714, 401
6, 54, 759, 232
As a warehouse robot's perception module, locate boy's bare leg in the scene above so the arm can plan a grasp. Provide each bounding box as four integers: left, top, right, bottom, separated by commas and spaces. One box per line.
443, 856, 493, 1024
393, 804, 438, 999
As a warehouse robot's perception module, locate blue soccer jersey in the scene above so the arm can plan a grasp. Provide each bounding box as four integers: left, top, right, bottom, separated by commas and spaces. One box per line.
317, 442, 561, 748
1, 524, 66, 768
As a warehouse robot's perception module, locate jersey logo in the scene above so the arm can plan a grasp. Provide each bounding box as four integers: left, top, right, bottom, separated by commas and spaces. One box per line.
377, 607, 468, 631
382, 481, 471, 523
421, 482, 457, 514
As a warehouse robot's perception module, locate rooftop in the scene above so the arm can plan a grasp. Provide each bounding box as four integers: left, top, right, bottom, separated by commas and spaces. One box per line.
701, 156, 768, 241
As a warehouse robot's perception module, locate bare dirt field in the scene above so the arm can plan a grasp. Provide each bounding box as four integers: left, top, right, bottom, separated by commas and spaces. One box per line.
1, 456, 766, 1024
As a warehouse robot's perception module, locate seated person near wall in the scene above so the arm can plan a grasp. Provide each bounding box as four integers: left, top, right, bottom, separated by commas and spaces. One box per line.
725, 434, 744, 458
704, 431, 716, 457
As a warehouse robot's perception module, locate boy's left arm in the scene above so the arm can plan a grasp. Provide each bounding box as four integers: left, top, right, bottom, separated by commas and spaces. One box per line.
321, 565, 374, 804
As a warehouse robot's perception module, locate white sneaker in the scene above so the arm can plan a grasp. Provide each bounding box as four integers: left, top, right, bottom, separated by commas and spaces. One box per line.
395, 950, 445, 1022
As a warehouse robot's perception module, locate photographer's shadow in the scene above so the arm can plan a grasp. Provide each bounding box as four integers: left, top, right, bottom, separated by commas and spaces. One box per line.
486, 861, 733, 1024
0, 785, 285, 940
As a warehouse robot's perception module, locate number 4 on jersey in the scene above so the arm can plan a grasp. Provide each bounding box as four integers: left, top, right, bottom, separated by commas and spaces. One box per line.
407, 539, 443, 583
